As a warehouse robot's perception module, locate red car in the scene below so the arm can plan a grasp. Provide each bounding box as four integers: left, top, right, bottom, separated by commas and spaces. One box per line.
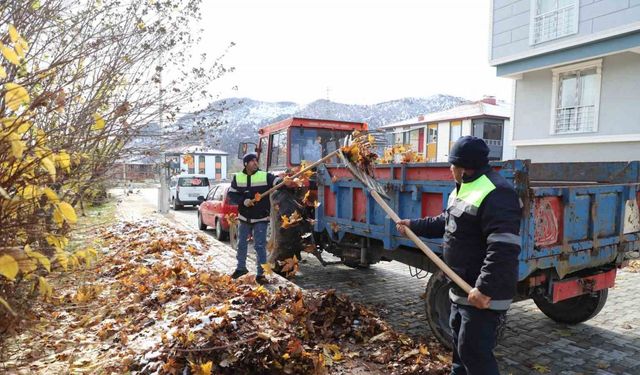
197, 183, 238, 241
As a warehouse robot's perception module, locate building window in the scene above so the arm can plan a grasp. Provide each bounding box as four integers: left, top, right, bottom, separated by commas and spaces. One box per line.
551, 60, 601, 134
215, 156, 222, 180
408, 129, 420, 152
198, 155, 205, 174
183, 154, 194, 174
449, 121, 462, 151
393, 132, 404, 145
482, 122, 503, 146
530, 0, 578, 45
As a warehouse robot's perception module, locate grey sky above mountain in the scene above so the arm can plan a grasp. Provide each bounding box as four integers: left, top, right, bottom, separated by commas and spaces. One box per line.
195, 0, 511, 106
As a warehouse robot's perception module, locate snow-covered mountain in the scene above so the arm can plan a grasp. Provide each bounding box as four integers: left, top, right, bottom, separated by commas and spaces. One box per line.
168, 94, 467, 157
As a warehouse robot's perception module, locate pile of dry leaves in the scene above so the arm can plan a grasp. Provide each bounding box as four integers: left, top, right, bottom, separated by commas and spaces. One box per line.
2, 219, 450, 374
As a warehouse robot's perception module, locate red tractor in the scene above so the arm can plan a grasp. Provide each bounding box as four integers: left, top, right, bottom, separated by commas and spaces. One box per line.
237, 117, 368, 268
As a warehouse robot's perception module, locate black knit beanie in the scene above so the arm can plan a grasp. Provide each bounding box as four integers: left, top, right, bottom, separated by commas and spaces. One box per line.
243, 153, 258, 166
448, 136, 489, 169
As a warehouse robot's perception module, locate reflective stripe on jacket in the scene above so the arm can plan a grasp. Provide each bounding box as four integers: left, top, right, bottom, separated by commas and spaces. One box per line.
228, 169, 279, 223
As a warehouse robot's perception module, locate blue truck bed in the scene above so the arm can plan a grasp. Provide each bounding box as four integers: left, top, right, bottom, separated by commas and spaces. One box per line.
314, 160, 640, 301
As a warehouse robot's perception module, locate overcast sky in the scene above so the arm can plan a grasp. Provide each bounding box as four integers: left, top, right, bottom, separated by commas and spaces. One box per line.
198, 0, 512, 105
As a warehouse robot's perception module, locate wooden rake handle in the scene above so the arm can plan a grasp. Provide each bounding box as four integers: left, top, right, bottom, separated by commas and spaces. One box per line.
250, 149, 341, 204
369, 190, 472, 294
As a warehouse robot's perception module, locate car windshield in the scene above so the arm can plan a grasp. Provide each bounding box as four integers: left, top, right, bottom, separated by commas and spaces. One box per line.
289, 128, 352, 165
178, 177, 209, 187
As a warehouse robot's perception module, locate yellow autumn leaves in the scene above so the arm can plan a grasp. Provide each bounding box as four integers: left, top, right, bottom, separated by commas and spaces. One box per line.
378, 144, 426, 164
92, 113, 105, 131
0, 23, 88, 317
0, 254, 19, 281
4, 82, 30, 112
2, 25, 30, 112
1, 24, 29, 65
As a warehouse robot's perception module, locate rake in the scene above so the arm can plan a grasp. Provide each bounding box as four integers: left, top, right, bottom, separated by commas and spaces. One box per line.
249, 130, 390, 204
336, 149, 472, 294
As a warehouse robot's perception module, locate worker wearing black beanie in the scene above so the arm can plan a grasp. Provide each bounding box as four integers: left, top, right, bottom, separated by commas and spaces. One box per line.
397, 135, 521, 375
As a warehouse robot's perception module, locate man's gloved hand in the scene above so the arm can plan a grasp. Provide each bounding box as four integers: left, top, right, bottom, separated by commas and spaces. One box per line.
243, 198, 255, 207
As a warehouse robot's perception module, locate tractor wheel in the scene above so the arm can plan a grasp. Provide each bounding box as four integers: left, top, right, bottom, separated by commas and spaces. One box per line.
533, 289, 608, 324
425, 270, 453, 350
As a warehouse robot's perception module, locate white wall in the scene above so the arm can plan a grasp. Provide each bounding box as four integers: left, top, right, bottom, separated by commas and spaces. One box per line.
436, 121, 450, 162
513, 52, 640, 161
221, 155, 228, 180
205, 155, 215, 180
502, 119, 515, 160
175, 153, 229, 181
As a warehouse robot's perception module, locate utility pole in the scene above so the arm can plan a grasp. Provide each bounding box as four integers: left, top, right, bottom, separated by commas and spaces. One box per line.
157, 53, 169, 213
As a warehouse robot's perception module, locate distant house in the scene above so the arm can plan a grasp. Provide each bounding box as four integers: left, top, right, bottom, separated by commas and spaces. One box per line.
165, 146, 229, 181
109, 155, 158, 183
379, 97, 513, 162
490, 0, 640, 162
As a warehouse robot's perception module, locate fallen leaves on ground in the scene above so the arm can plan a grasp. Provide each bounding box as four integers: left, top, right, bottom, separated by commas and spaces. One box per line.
531, 363, 551, 373
627, 260, 640, 273
4, 218, 450, 374
278, 255, 299, 278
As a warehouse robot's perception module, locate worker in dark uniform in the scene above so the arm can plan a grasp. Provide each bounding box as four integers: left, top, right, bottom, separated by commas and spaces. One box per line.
228, 153, 281, 285
397, 136, 522, 375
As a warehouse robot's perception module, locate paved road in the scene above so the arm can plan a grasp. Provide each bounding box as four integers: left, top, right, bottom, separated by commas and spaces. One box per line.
135, 188, 640, 375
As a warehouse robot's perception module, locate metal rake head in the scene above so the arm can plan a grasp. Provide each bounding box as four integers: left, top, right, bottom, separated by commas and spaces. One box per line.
337, 149, 390, 200
348, 130, 389, 149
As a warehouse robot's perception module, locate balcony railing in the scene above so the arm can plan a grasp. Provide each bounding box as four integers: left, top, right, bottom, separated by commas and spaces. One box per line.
555, 105, 595, 133
532, 4, 576, 45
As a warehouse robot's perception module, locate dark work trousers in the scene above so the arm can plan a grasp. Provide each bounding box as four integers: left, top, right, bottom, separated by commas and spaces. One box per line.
449, 302, 506, 375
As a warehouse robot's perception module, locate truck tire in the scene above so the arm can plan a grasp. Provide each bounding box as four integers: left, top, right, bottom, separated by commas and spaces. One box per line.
425, 270, 453, 350
533, 289, 608, 324
171, 197, 182, 210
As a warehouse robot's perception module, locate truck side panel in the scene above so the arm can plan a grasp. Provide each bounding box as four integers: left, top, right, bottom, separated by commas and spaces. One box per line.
316, 160, 640, 282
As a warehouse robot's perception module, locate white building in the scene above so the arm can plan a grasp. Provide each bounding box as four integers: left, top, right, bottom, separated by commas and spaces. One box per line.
490, 0, 640, 162
165, 146, 229, 182
379, 97, 513, 162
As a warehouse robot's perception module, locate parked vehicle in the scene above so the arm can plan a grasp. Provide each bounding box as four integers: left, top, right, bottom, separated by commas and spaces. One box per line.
197, 183, 238, 241
169, 174, 210, 210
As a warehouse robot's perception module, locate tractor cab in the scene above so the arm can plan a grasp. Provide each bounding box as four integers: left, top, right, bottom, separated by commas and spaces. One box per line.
238, 117, 368, 174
